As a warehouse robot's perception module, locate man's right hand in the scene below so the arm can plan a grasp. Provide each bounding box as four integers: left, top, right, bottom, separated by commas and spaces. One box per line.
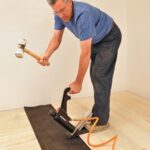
38, 53, 50, 66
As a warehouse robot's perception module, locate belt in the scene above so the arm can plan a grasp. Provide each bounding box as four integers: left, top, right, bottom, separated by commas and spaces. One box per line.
112, 21, 116, 29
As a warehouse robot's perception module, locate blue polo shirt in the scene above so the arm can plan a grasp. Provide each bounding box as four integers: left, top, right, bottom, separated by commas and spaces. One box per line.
54, 1, 113, 44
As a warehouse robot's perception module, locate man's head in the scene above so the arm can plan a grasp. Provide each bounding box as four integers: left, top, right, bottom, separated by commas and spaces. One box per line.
47, 0, 73, 22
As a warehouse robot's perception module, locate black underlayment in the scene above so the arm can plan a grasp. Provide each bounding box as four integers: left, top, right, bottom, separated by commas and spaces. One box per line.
24, 105, 90, 150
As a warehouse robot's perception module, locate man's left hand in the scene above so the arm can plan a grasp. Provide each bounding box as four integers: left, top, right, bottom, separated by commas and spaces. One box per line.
69, 81, 82, 94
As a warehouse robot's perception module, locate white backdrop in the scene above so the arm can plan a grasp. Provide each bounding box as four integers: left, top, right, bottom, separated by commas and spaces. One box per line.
0, 0, 127, 110
127, 0, 150, 99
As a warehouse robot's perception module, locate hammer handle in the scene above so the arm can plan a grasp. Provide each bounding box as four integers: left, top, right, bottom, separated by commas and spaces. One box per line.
24, 48, 49, 66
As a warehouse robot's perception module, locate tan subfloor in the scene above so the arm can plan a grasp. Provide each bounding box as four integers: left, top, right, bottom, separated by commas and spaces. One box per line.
0, 92, 150, 150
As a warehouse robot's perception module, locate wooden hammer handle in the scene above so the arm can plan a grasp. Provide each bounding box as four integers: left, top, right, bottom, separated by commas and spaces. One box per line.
24, 48, 49, 66
24, 48, 41, 60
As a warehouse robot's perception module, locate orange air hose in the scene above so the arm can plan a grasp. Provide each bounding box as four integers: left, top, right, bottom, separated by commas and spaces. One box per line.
72, 117, 118, 150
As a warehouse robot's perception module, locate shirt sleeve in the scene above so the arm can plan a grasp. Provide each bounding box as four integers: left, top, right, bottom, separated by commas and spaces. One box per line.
54, 15, 65, 30
76, 12, 96, 41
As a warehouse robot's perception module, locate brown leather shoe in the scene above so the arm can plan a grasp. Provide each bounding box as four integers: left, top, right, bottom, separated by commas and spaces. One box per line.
85, 123, 110, 133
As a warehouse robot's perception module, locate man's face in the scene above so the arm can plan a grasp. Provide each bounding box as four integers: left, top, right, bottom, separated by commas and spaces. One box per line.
51, 0, 72, 22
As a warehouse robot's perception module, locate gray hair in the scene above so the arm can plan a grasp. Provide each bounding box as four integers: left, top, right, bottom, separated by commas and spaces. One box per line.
47, 0, 57, 5
47, 0, 68, 5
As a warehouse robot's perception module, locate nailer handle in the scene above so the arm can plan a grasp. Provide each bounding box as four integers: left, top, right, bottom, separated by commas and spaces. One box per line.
61, 87, 71, 112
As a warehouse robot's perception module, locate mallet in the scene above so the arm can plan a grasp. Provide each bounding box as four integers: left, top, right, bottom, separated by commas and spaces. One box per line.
15, 39, 49, 66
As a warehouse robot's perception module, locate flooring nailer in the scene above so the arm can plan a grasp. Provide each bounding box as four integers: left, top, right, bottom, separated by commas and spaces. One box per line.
48, 87, 92, 139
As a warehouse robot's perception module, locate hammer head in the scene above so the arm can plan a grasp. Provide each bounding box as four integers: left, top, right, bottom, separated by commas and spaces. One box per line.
15, 38, 27, 58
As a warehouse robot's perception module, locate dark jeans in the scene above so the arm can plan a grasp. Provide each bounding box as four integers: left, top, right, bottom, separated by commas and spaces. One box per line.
90, 23, 122, 125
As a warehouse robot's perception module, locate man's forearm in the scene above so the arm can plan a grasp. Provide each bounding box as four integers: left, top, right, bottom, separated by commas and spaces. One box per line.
75, 38, 92, 84
45, 29, 64, 57
75, 50, 91, 84
45, 38, 60, 57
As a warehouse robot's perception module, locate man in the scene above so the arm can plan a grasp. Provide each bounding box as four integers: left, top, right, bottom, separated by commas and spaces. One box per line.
39, 0, 122, 131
